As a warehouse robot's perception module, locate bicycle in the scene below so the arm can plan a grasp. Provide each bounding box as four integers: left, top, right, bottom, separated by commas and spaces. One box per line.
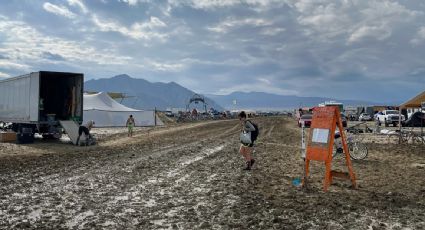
387, 128, 425, 144
333, 131, 368, 160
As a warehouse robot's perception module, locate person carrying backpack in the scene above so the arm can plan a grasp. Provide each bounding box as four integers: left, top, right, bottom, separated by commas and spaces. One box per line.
238, 111, 258, 170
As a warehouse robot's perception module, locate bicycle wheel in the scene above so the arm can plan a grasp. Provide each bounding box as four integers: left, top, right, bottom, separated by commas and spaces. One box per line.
412, 134, 425, 144
349, 142, 368, 160
332, 144, 341, 158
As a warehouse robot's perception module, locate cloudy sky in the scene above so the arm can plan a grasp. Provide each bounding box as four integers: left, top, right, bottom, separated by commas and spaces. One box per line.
0, 0, 424, 102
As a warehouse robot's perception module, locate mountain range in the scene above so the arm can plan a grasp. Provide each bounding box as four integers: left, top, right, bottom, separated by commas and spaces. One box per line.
85, 74, 376, 111
207, 92, 376, 111
84, 74, 224, 111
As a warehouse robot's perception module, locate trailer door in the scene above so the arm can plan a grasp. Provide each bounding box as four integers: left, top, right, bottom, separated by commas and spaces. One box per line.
29, 73, 39, 122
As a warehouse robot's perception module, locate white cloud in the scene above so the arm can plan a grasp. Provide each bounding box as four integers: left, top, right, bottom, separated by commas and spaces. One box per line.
409, 67, 425, 75
172, 0, 240, 10
92, 15, 168, 41
122, 0, 138, 6
43, 2, 77, 19
215, 82, 298, 96
0, 71, 10, 78
410, 26, 425, 44
208, 17, 273, 33
144, 60, 185, 72
295, 2, 353, 39
168, 0, 284, 11
291, 0, 420, 43
0, 60, 31, 71
67, 0, 88, 14
181, 57, 256, 68
120, 0, 152, 6
260, 27, 285, 36
348, 25, 391, 43
0, 16, 132, 69
257, 78, 271, 85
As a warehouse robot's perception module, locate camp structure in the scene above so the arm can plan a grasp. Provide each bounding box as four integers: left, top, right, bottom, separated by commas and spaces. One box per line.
83, 92, 163, 127
399, 90, 425, 109
399, 90, 424, 129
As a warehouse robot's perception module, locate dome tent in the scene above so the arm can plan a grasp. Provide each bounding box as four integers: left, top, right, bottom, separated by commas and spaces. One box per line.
83, 92, 163, 127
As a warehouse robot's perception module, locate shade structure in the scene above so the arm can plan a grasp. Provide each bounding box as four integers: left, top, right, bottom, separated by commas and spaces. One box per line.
399, 90, 425, 108
83, 92, 163, 127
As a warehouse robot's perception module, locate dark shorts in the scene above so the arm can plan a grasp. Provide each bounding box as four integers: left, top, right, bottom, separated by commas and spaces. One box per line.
242, 142, 255, 147
78, 126, 89, 136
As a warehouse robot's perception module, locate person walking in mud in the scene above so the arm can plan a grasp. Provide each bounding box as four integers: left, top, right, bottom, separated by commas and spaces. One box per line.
126, 115, 135, 137
238, 111, 256, 170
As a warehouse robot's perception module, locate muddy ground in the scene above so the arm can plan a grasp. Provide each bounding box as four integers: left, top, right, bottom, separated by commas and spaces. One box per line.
0, 117, 424, 229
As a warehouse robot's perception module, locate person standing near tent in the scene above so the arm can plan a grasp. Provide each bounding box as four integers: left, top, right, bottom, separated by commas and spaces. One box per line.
126, 115, 135, 137
76, 120, 95, 146
238, 111, 256, 170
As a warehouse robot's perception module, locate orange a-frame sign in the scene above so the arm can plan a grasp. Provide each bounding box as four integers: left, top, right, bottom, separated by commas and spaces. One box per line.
304, 106, 356, 191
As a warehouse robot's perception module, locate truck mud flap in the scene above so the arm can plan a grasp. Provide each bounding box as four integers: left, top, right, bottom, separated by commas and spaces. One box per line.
59, 120, 85, 145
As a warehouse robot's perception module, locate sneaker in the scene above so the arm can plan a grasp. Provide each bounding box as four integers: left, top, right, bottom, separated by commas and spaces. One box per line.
250, 159, 255, 167
243, 161, 251, 170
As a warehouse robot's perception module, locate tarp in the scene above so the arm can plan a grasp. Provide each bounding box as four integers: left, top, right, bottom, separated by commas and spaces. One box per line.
400, 90, 425, 108
83, 92, 163, 127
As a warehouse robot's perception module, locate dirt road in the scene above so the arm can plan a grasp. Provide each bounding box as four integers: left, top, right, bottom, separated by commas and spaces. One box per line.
0, 117, 424, 229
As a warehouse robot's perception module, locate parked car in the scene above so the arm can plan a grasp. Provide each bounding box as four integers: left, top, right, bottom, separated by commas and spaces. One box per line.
348, 114, 358, 121
298, 114, 312, 127
358, 113, 372, 121
165, 111, 174, 117
403, 111, 425, 127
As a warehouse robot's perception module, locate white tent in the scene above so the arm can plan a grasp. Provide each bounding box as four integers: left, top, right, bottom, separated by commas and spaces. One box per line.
83, 92, 163, 127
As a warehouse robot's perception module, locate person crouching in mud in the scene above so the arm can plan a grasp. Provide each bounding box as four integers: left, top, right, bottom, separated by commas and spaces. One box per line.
238, 111, 256, 170
76, 120, 95, 146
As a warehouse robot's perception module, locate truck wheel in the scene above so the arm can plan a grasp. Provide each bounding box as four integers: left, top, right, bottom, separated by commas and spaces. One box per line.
17, 124, 35, 144
42, 134, 54, 139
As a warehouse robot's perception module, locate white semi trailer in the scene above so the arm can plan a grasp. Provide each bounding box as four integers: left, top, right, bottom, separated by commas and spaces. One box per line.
0, 71, 84, 141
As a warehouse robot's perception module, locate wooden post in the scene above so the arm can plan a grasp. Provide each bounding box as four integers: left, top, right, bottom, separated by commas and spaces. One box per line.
154, 107, 157, 126
301, 123, 307, 187
336, 112, 357, 188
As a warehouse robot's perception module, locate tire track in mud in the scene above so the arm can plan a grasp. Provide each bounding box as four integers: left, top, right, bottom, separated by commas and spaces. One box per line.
78, 124, 241, 228
2, 117, 425, 229
104, 121, 244, 228
0, 121, 242, 229
266, 125, 275, 138
130, 118, 297, 229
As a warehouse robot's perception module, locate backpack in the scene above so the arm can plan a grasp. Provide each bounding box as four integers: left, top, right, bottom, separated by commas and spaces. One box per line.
247, 120, 259, 142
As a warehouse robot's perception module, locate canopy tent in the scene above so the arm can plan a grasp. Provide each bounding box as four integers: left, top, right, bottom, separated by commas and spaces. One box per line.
83, 92, 163, 127
398, 91, 424, 138
399, 90, 425, 108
